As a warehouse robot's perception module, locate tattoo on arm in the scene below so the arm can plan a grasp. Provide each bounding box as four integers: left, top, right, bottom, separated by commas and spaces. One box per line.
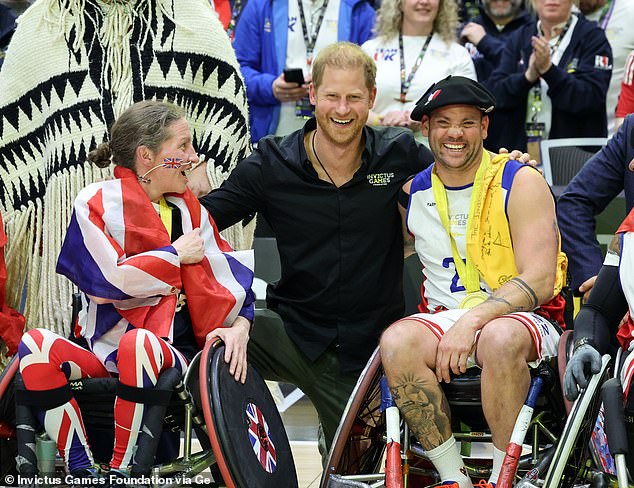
485, 295, 514, 308
389, 373, 451, 450
507, 277, 539, 309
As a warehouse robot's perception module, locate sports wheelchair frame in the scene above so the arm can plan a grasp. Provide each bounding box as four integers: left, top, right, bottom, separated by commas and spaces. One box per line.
0, 339, 298, 488
321, 330, 630, 488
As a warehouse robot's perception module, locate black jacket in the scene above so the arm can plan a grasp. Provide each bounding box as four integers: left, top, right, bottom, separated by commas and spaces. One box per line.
485, 14, 612, 152
469, 7, 534, 82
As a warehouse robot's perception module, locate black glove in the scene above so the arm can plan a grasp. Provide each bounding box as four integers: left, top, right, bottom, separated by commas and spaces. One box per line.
564, 344, 602, 401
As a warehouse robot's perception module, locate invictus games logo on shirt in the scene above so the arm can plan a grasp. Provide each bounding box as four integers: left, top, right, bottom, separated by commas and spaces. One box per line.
367, 172, 394, 186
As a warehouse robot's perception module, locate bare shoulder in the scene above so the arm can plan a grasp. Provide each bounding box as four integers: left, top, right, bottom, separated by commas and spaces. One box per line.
509, 165, 553, 204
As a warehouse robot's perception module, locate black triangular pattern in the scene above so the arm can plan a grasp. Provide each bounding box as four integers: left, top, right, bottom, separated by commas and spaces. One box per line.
63, 112, 74, 133
221, 103, 242, 130
41, 80, 53, 107
203, 99, 216, 122
53, 145, 68, 178
215, 145, 230, 172
79, 105, 93, 127
4, 104, 20, 132
0, 180, 6, 209
26, 173, 40, 201
88, 135, 99, 154
21, 140, 36, 161
12, 145, 25, 166
18, 96, 33, 121
32, 92, 43, 114
207, 137, 221, 164
68, 140, 78, 167
68, 72, 87, 98
13, 180, 26, 210
190, 57, 203, 81
53, 115, 63, 135
196, 129, 212, 156
52, 78, 66, 105
155, 52, 173, 79
76, 139, 88, 165
69, 109, 82, 130
201, 58, 215, 86
174, 55, 188, 79
35, 172, 45, 198
234, 73, 244, 97
216, 64, 234, 92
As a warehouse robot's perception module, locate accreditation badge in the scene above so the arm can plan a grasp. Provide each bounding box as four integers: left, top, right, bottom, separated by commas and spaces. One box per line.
459, 291, 488, 309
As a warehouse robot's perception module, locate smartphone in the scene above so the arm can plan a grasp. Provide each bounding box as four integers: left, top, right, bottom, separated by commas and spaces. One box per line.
284, 68, 305, 85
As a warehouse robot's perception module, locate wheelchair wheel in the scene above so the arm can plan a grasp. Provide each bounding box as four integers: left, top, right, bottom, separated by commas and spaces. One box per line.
557, 330, 575, 415
199, 339, 298, 488
321, 347, 386, 488
543, 354, 612, 488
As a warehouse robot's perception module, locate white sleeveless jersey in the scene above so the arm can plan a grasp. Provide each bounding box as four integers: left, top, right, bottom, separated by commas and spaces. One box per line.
407, 161, 524, 312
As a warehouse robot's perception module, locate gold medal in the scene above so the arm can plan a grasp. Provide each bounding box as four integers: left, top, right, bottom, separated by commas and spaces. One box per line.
459, 291, 488, 309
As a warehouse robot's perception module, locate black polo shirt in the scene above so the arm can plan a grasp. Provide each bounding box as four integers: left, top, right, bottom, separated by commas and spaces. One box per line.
201, 118, 433, 372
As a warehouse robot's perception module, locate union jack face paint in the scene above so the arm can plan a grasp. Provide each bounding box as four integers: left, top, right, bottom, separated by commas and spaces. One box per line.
246, 402, 277, 473
162, 157, 184, 169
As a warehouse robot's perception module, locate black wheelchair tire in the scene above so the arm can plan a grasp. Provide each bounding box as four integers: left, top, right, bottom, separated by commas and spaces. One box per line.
543, 354, 612, 488
199, 339, 297, 488
320, 347, 386, 488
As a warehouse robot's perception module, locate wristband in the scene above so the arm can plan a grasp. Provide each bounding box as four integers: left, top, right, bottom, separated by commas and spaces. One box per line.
572, 337, 596, 353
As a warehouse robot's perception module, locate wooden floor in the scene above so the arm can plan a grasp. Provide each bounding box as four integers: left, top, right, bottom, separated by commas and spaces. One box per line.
282, 396, 322, 487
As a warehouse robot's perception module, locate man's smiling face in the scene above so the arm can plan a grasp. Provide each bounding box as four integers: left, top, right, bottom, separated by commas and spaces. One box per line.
310, 65, 376, 147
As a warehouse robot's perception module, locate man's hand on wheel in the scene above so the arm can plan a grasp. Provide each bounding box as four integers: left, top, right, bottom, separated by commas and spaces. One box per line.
206, 316, 251, 384
564, 343, 602, 401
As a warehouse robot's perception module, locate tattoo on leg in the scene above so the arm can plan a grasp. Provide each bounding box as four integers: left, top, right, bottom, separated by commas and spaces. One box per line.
389, 373, 451, 450
508, 277, 539, 309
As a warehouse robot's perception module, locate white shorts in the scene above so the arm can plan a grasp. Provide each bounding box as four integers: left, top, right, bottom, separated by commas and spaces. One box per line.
407, 308, 560, 369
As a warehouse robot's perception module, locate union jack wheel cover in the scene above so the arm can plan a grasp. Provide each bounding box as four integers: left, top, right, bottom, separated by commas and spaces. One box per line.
246, 402, 277, 473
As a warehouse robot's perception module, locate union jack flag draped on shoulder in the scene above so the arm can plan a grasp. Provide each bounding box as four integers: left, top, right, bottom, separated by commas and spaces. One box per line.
56, 166, 254, 368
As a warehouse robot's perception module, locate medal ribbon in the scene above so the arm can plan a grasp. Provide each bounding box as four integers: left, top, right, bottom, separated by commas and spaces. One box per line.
297, 0, 330, 65
431, 150, 491, 295
398, 33, 433, 104
158, 196, 172, 239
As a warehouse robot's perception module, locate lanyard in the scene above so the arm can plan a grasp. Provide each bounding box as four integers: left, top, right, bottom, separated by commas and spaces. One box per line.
598, 0, 614, 29
529, 16, 572, 118
227, 0, 243, 40
297, 0, 329, 65
158, 196, 172, 239
398, 33, 433, 104
540, 15, 573, 57
431, 151, 491, 295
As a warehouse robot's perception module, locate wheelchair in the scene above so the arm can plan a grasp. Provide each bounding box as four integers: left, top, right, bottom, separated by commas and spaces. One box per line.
320, 329, 625, 488
0, 338, 298, 488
